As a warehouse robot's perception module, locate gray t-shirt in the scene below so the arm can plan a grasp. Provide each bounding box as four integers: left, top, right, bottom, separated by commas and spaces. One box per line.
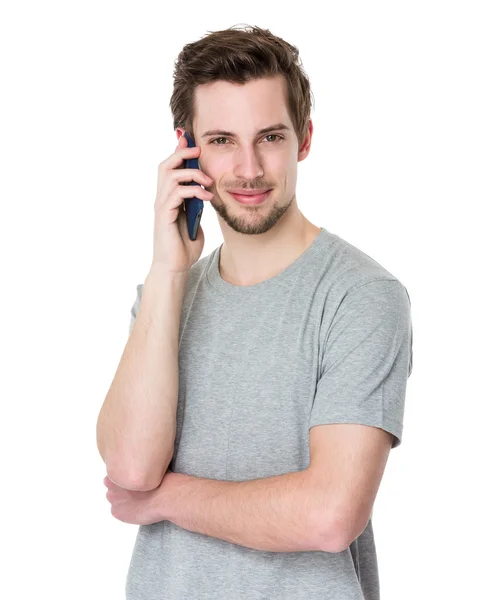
125, 226, 413, 600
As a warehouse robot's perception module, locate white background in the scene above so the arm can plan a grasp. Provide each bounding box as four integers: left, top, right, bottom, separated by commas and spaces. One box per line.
1, 1, 481, 598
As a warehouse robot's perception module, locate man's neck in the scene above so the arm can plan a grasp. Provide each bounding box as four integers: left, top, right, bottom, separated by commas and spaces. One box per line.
218, 219, 321, 287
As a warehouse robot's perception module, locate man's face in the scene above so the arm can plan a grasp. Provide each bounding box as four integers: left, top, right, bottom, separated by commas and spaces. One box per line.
189, 74, 311, 235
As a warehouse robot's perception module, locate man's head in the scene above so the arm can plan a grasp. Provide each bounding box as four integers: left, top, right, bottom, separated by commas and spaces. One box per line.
169, 25, 314, 235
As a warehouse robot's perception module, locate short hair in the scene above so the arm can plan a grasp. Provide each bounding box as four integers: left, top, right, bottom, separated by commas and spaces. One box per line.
169, 24, 314, 149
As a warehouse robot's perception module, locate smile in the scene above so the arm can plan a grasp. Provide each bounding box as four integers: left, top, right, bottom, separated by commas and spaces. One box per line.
228, 190, 272, 205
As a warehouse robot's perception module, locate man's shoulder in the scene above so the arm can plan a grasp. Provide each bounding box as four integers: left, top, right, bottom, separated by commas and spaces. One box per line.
320, 231, 405, 296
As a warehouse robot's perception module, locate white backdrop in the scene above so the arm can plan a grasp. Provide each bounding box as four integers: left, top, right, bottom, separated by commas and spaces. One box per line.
1, 1, 481, 598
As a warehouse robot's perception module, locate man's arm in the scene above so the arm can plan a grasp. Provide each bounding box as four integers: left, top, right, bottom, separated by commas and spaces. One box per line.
162, 468, 341, 553
96, 269, 186, 491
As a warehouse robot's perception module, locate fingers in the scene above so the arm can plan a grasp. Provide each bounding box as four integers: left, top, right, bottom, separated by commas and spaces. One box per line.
173, 168, 213, 186
161, 134, 200, 172
157, 134, 213, 190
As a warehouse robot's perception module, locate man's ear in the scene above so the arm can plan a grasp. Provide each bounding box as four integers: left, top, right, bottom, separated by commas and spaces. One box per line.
176, 128, 186, 142
298, 119, 313, 162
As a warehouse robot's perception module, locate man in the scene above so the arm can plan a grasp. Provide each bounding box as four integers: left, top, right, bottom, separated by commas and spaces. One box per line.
102, 25, 413, 600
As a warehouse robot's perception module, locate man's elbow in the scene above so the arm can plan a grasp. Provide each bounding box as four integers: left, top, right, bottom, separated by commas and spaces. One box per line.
320, 513, 369, 553
310, 509, 355, 554
107, 457, 172, 492
324, 530, 352, 553
106, 471, 151, 492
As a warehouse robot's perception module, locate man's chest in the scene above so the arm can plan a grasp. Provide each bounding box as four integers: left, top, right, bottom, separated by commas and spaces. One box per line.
172, 312, 320, 479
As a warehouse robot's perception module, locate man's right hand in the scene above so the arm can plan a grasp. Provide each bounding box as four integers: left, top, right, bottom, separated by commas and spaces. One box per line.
151, 132, 214, 275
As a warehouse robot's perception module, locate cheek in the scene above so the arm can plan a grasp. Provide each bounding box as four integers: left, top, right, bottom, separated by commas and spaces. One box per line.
283, 161, 297, 185
210, 155, 232, 174
199, 157, 226, 182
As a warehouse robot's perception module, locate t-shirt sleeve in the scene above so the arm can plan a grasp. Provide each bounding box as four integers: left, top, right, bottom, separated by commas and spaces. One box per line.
128, 283, 144, 335
309, 279, 413, 449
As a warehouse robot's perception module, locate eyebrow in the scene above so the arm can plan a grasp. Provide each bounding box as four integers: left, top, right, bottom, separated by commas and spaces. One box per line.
201, 123, 291, 138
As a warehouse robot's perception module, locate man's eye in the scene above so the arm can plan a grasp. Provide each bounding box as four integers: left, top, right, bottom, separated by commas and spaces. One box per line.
265, 134, 283, 143
210, 135, 283, 145
211, 137, 229, 145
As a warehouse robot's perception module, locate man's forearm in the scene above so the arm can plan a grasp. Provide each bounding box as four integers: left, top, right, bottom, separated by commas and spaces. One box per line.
163, 469, 337, 553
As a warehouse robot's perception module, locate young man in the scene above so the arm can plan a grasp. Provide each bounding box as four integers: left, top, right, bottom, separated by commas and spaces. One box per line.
100, 24, 413, 600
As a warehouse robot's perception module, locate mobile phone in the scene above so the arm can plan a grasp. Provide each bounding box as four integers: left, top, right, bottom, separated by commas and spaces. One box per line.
182, 131, 204, 241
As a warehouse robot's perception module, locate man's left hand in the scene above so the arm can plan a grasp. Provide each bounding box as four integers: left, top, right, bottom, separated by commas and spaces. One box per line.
103, 468, 175, 525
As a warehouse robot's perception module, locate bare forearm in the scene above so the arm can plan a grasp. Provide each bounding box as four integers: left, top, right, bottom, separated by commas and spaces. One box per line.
163, 469, 336, 553
96, 268, 187, 491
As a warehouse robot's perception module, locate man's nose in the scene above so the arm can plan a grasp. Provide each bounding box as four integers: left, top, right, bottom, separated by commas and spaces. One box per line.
233, 146, 264, 181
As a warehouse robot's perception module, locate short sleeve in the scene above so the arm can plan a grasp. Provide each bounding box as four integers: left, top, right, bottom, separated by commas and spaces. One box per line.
309, 279, 413, 449
128, 283, 144, 335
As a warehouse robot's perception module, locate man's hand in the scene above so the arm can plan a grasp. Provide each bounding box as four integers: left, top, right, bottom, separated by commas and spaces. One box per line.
103, 468, 174, 525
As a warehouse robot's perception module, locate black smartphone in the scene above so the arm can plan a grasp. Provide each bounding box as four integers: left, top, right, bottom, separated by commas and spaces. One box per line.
181, 131, 204, 241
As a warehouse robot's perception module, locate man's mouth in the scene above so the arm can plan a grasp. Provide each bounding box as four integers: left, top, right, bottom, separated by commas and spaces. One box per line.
228, 189, 272, 205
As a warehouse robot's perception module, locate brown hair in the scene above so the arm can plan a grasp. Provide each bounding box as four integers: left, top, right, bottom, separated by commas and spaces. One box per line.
169, 24, 314, 149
